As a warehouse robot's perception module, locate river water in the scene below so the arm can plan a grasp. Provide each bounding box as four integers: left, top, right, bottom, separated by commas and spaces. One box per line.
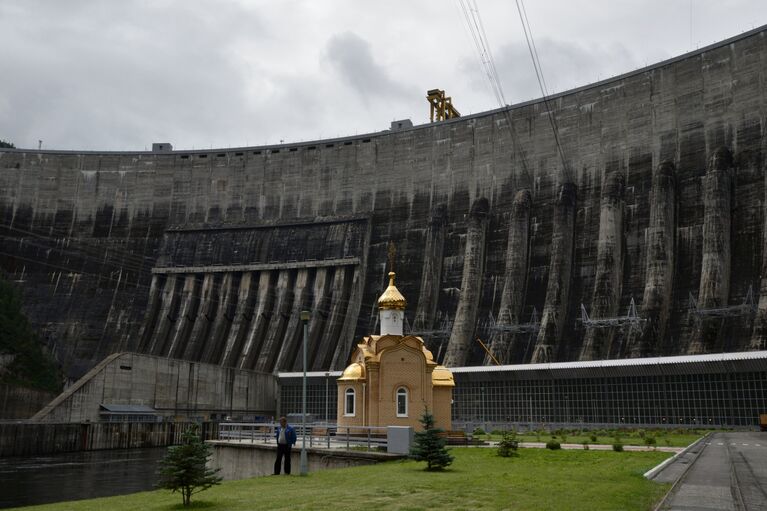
0, 448, 167, 509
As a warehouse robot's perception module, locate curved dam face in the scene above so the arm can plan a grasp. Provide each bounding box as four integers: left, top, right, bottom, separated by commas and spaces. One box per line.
1, 27, 767, 378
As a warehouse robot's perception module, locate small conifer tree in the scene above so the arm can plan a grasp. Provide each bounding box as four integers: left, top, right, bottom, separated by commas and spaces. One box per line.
156, 425, 222, 507
410, 410, 453, 471
497, 431, 519, 457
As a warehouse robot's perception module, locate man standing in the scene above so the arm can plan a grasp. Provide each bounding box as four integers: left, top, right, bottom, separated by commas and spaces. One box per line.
274, 416, 297, 475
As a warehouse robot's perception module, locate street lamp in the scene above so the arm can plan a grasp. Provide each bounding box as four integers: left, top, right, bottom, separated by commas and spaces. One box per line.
324, 372, 330, 423
300, 310, 310, 476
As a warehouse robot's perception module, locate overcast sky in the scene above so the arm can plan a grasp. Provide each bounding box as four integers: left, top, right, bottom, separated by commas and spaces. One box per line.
1, 0, 765, 151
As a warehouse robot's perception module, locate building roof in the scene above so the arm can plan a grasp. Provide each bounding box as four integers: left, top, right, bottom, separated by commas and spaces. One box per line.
338, 362, 365, 381
278, 352, 767, 381
451, 351, 767, 380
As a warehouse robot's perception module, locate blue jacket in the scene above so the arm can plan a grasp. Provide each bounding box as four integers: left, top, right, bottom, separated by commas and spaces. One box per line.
275, 425, 297, 446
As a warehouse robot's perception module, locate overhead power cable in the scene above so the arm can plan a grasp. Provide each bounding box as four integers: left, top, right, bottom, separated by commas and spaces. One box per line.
456, 0, 532, 187
514, 0, 572, 181
456, 0, 572, 184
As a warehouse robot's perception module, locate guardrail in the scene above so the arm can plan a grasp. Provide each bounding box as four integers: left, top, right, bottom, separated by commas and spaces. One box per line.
218, 422, 389, 451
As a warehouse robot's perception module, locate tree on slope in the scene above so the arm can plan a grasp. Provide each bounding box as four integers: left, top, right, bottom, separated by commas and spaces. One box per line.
410, 409, 454, 471
0, 275, 62, 392
156, 425, 222, 507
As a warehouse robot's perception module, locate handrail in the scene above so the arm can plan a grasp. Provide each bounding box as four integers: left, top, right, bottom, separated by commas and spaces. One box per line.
218, 422, 389, 451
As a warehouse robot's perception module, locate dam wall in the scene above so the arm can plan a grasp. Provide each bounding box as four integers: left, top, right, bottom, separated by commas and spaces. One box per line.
1, 27, 766, 377
31, 352, 277, 423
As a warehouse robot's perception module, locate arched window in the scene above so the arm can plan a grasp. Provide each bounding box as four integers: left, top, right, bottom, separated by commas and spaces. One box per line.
344, 388, 356, 416
396, 387, 408, 417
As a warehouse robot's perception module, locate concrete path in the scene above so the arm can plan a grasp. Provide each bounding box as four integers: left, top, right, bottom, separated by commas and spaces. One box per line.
653, 432, 767, 511
513, 441, 682, 453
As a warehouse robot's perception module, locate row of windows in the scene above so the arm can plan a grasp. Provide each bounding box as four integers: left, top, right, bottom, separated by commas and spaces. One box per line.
453, 371, 767, 426
341, 388, 409, 418
279, 370, 767, 427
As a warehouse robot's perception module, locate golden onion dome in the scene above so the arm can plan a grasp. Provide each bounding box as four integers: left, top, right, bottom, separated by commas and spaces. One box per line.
432, 365, 455, 387
338, 362, 366, 381
377, 272, 406, 311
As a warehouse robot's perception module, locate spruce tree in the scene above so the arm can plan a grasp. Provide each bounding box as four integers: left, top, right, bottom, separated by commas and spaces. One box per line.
156, 425, 222, 507
410, 410, 454, 471
0, 276, 62, 392
497, 431, 519, 457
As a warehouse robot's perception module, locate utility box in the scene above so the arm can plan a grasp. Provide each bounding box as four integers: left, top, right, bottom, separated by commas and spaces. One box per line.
390, 119, 413, 131
387, 426, 413, 454
152, 142, 173, 152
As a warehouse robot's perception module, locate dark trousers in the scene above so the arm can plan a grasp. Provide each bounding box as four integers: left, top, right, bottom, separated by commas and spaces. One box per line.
274, 443, 292, 475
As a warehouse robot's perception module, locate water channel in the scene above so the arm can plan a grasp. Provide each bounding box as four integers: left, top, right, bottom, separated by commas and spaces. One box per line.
0, 448, 167, 509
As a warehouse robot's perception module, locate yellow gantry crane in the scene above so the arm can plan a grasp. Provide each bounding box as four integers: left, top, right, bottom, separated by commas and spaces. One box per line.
427, 89, 461, 122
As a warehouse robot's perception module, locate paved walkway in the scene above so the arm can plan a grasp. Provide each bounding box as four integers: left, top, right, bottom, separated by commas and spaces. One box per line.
513, 441, 681, 453
222, 433, 685, 453
653, 432, 767, 511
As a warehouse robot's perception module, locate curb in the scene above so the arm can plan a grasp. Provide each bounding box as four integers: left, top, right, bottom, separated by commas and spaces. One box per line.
643, 432, 709, 480
648, 432, 712, 511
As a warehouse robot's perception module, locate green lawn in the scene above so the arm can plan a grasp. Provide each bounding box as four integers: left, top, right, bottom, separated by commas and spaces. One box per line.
12, 448, 671, 511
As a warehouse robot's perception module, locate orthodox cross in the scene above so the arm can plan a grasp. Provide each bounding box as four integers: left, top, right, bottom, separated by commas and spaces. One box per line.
387, 241, 396, 273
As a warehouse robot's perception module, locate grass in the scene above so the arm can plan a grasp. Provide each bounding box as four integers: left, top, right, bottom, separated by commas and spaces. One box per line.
11, 448, 671, 511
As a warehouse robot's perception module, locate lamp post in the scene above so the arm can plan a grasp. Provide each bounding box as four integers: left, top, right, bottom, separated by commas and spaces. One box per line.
324, 372, 330, 423
300, 310, 310, 476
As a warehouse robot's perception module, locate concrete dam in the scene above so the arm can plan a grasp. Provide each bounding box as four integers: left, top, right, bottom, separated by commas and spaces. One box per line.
1, 27, 767, 381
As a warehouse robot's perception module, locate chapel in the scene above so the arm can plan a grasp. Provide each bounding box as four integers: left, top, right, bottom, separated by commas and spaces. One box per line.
337, 272, 454, 430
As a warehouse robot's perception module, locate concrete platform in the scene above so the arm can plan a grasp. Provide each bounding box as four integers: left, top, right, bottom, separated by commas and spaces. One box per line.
651, 432, 767, 511
207, 439, 405, 480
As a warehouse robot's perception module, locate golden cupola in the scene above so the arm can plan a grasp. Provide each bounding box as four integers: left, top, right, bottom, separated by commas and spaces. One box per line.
378, 272, 406, 310
378, 272, 406, 335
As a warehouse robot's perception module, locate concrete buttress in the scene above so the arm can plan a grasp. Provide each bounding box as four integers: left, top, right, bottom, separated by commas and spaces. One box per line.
486, 189, 532, 364
580, 172, 625, 360
413, 204, 448, 336
531, 183, 577, 363
628, 161, 676, 357
237, 272, 276, 370
443, 197, 490, 367
688, 148, 734, 354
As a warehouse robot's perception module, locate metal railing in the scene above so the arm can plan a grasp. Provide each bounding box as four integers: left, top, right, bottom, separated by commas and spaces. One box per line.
218, 422, 389, 451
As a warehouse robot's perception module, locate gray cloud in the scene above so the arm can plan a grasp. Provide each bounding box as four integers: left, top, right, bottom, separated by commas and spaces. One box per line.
0, 1, 763, 150
460, 38, 641, 106
323, 31, 413, 105
0, 1, 265, 150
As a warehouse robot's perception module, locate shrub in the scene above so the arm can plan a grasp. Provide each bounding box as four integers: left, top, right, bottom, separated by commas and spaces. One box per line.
473, 427, 486, 436
546, 441, 561, 450
590, 434, 598, 443
645, 436, 656, 449
637, 429, 646, 439
156, 425, 222, 507
411, 411, 454, 471
582, 442, 590, 450
497, 432, 519, 458
612, 443, 624, 452
491, 429, 505, 436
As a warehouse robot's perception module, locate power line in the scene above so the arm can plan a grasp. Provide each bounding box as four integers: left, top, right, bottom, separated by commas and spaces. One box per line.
514, 0, 572, 181
456, 0, 533, 188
